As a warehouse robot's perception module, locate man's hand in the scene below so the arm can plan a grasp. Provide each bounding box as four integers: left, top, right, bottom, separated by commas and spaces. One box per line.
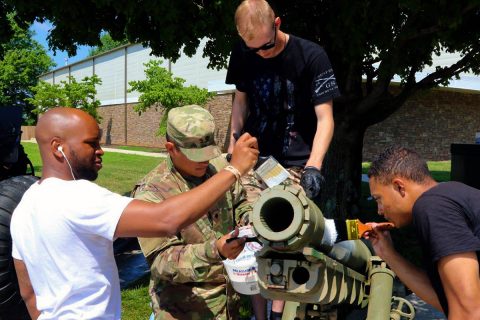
230, 133, 259, 176
363, 223, 396, 261
216, 227, 246, 260
300, 166, 325, 199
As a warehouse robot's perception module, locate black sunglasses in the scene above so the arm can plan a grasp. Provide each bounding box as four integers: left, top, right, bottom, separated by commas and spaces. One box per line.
241, 23, 277, 53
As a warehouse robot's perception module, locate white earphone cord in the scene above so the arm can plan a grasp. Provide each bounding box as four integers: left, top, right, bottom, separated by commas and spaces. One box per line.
59, 149, 76, 180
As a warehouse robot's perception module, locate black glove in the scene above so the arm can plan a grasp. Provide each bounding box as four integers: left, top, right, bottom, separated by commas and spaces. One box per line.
300, 166, 325, 199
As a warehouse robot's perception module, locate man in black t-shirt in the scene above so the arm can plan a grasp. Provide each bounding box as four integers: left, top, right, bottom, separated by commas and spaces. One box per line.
225, 2, 340, 318
367, 146, 480, 319
226, 0, 340, 202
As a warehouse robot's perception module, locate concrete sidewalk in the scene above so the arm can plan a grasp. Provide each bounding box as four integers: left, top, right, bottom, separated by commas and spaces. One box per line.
407, 294, 446, 319
101, 146, 166, 158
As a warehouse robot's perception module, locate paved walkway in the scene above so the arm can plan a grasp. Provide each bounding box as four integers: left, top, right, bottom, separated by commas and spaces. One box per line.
101, 146, 166, 158
407, 294, 446, 319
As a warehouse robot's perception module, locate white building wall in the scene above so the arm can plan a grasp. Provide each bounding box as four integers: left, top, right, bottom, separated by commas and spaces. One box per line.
39, 40, 234, 106
70, 60, 94, 81
95, 49, 125, 105
53, 68, 70, 84
171, 39, 230, 89
39, 73, 54, 84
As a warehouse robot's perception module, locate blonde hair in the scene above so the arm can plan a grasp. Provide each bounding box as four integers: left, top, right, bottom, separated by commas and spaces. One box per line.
235, 0, 275, 41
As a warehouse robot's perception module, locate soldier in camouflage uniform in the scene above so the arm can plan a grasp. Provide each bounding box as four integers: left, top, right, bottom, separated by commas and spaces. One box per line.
132, 105, 255, 320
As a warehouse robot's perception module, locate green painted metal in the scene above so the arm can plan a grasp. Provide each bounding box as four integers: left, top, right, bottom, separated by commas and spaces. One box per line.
367, 257, 395, 320
250, 185, 415, 320
251, 185, 327, 251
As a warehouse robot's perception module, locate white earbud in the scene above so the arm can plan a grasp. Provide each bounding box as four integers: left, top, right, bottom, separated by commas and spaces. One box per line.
57, 145, 76, 180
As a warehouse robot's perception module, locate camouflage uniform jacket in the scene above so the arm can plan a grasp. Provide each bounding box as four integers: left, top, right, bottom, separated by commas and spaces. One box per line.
132, 156, 251, 320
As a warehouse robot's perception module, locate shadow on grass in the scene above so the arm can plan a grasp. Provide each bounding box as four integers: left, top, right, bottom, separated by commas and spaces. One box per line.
429, 170, 450, 182
125, 273, 150, 289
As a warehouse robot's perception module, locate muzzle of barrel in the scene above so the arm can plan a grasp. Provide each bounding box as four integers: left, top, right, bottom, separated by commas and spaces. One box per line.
251, 185, 328, 252
251, 185, 372, 273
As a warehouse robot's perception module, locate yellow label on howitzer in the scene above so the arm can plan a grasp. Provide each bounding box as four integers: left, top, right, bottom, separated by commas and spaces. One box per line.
346, 219, 360, 240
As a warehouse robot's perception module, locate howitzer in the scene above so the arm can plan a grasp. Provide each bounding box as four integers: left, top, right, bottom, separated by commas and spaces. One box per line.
250, 185, 415, 320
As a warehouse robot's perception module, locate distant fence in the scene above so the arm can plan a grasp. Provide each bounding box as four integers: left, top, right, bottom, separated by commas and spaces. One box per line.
21, 126, 35, 140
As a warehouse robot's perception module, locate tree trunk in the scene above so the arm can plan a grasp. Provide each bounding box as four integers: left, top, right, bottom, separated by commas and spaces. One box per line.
319, 119, 366, 220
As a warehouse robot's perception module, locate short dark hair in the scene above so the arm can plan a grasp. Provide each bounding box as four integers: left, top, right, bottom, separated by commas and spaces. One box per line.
368, 146, 432, 184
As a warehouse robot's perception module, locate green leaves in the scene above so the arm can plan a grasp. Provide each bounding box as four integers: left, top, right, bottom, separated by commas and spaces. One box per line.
88, 33, 128, 57
128, 60, 213, 134
0, 13, 54, 124
28, 75, 103, 122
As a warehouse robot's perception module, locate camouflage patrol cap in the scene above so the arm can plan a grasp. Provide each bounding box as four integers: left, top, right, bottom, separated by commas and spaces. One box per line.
167, 105, 221, 162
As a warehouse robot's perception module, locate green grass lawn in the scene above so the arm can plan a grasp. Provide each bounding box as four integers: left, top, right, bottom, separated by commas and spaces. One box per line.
22, 142, 162, 195
121, 284, 151, 320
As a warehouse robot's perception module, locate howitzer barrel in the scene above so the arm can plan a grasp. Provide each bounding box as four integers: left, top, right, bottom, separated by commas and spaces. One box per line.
251, 185, 326, 251
251, 185, 371, 273
250, 186, 373, 306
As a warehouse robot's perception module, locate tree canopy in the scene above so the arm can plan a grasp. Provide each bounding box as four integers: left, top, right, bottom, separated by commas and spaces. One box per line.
28, 75, 102, 122
88, 33, 128, 57
0, 13, 54, 124
0, 1, 238, 67
129, 60, 213, 134
3, 0, 480, 216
